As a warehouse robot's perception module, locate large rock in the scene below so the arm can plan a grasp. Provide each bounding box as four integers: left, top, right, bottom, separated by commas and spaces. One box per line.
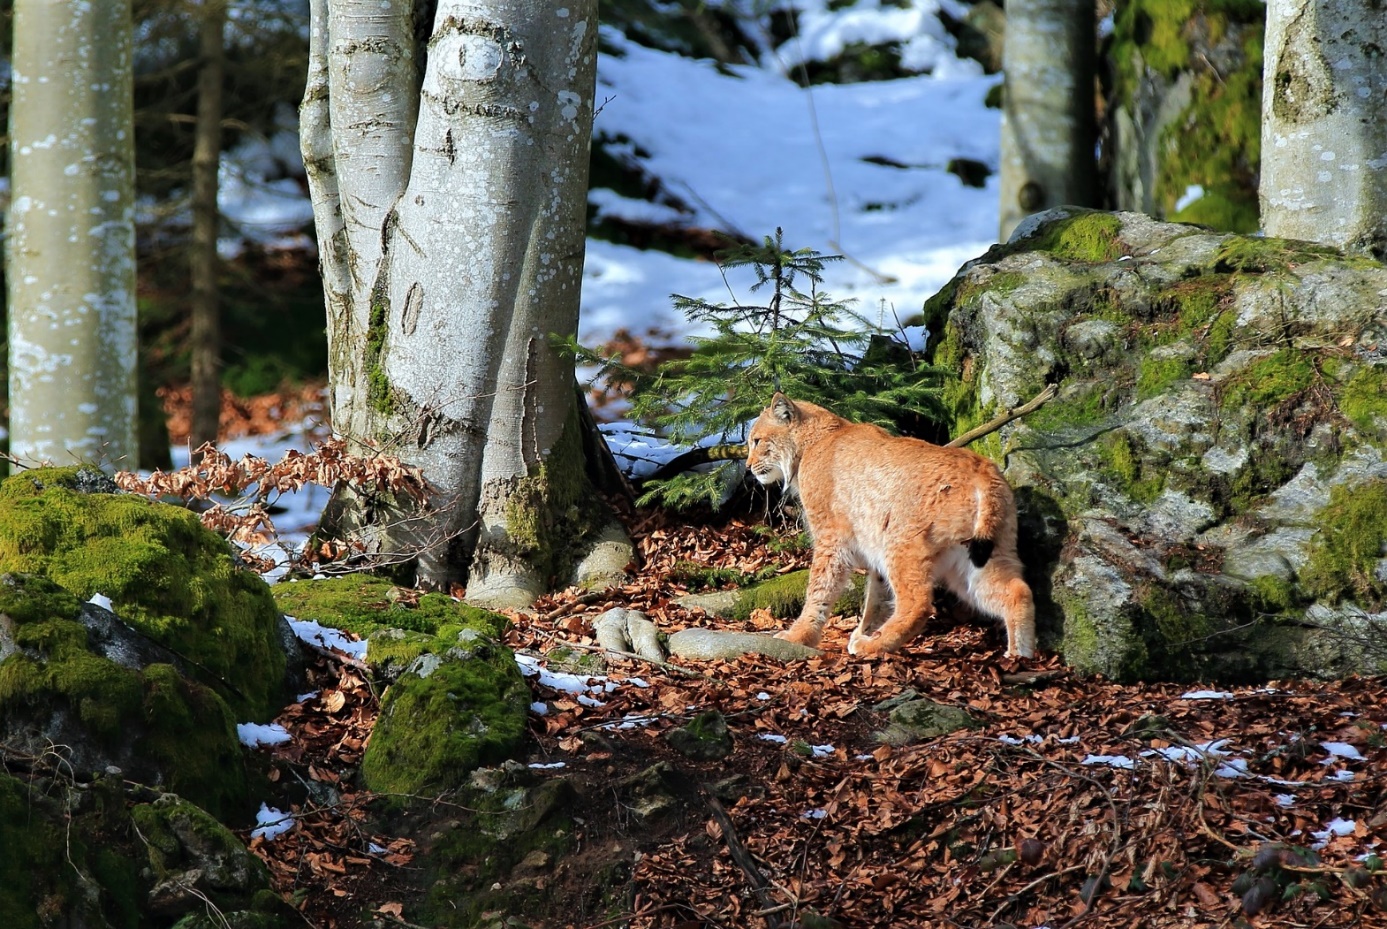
923, 209, 1387, 682
273, 576, 530, 794
0, 574, 250, 818
0, 771, 291, 927
0, 466, 293, 719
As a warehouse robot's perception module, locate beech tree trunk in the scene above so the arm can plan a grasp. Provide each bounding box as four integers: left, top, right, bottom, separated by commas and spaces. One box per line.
302, 0, 622, 604
6, 0, 138, 470
997, 0, 1098, 241
190, 0, 228, 453
1260, 0, 1387, 257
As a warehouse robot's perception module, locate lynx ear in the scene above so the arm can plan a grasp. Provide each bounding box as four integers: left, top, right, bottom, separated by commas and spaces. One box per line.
769, 392, 797, 424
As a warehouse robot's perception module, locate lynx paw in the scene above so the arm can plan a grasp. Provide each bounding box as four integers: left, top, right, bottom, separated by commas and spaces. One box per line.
848, 630, 884, 657
777, 623, 822, 648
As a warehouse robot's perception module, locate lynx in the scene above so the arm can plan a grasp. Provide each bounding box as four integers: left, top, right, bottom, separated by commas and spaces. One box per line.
746, 393, 1036, 659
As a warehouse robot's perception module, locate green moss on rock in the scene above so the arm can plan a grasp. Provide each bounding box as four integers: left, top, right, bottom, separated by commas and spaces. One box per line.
0, 468, 287, 719
1015, 211, 1128, 263
1301, 481, 1387, 609
272, 577, 526, 793
1335, 364, 1387, 437
423, 776, 577, 926
1219, 348, 1316, 414
0, 575, 249, 817
272, 575, 506, 639
727, 569, 864, 621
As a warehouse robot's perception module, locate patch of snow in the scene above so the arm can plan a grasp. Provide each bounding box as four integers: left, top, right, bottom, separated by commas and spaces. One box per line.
237, 722, 291, 748
1320, 741, 1365, 762
1181, 690, 1235, 700
529, 762, 567, 770
251, 803, 294, 841
1082, 754, 1135, 770
88, 592, 113, 611
287, 616, 367, 660
801, 808, 828, 820
1174, 184, 1205, 213
759, 733, 789, 744
1311, 818, 1357, 849
530, 702, 549, 715
810, 743, 835, 758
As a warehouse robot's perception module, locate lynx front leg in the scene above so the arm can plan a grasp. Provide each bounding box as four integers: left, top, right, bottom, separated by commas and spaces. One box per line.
848, 569, 891, 654
849, 550, 934, 657
778, 544, 851, 648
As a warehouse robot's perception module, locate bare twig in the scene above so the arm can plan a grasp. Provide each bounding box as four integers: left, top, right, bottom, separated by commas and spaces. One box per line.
946, 383, 1058, 449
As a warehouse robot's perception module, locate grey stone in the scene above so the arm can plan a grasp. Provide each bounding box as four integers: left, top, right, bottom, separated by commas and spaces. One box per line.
592, 607, 666, 663
935, 209, 1387, 681
875, 698, 980, 746
663, 710, 734, 760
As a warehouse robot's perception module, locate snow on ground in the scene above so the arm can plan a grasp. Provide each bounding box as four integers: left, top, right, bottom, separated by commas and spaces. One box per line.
580, 15, 998, 346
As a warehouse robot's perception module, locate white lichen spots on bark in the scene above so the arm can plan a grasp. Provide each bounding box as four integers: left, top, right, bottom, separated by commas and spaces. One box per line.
7, 0, 138, 470
1260, 0, 1387, 256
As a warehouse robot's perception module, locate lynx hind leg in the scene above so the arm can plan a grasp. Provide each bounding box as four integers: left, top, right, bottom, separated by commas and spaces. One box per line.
779, 546, 852, 648
849, 551, 935, 657
972, 555, 1037, 659
848, 569, 892, 654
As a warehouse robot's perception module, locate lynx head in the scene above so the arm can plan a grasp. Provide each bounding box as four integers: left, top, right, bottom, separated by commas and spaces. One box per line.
746, 392, 803, 488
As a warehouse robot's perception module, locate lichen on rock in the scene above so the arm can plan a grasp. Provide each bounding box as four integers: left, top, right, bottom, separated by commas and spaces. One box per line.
924, 209, 1387, 682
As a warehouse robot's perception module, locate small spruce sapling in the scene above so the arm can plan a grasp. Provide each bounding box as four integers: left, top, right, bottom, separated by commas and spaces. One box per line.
575, 229, 948, 509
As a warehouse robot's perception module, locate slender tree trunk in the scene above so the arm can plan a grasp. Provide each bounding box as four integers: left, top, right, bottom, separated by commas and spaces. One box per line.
190, 0, 228, 454
997, 0, 1097, 241
1260, 0, 1387, 258
303, 0, 625, 603
6, 0, 138, 470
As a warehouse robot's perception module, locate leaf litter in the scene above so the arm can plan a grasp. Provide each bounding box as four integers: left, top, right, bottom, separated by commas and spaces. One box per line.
235, 503, 1387, 928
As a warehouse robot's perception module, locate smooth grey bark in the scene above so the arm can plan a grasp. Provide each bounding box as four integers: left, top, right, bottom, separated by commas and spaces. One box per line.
1260, 0, 1387, 257
7, 0, 138, 469
302, 0, 618, 603
997, 0, 1097, 241
190, 0, 228, 453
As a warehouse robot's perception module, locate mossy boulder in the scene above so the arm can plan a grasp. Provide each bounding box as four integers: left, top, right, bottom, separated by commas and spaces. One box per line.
271, 577, 530, 794
0, 467, 289, 719
925, 208, 1387, 682
0, 771, 290, 928
0, 573, 250, 818
420, 762, 579, 928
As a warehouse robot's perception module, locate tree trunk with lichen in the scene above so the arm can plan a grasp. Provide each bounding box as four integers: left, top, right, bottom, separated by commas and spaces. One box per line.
301, 0, 627, 604
997, 0, 1097, 241
6, 0, 138, 471
1259, 0, 1387, 258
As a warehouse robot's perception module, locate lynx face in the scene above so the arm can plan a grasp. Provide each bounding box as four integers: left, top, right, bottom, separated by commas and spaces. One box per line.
745, 396, 801, 488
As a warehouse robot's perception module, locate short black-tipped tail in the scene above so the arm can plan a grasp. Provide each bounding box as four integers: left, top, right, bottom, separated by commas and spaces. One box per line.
967, 537, 995, 568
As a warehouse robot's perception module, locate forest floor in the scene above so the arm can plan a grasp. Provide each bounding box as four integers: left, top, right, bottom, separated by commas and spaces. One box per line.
166, 387, 1387, 929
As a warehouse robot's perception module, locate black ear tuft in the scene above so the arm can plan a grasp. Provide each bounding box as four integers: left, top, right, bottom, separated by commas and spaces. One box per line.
967, 537, 994, 568
770, 392, 797, 424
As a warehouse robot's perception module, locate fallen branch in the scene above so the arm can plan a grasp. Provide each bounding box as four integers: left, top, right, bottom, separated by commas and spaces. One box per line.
705, 794, 779, 916
946, 382, 1058, 449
